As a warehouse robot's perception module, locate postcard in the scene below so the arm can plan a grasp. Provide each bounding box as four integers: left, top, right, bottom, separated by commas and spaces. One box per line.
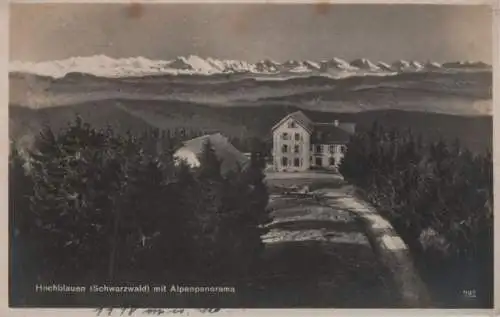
7, 2, 495, 311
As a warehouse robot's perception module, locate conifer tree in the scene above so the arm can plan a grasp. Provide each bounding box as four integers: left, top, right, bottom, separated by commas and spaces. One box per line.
29, 118, 115, 281
198, 139, 222, 181
9, 144, 35, 303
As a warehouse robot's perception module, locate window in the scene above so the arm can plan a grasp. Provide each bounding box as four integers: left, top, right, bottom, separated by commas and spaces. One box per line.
311, 144, 314, 152
295, 133, 300, 141
315, 157, 322, 166
329, 145, 335, 153
282, 157, 288, 167
282, 133, 289, 140
316, 145, 323, 153
341, 145, 347, 153
294, 158, 300, 167
310, 156, 313, 163
329, 157, 336, 166
282, 144, 288, 153
294, 145, 300, 153
288, 121, 297, 128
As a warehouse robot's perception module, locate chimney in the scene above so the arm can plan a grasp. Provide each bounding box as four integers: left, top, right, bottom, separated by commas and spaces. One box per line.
334, 120, 339, 127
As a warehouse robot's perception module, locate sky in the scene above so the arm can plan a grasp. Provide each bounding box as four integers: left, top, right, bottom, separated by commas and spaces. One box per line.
10, 3, 493, 63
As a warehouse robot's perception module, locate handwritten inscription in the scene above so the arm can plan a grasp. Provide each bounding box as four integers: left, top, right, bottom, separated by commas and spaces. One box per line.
95, 308, 221, 316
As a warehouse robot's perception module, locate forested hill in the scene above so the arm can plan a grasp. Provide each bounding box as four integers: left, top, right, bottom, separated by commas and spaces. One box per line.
9, 100, 492, 154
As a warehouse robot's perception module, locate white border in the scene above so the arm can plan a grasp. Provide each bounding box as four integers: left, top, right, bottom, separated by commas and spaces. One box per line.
2, 0, 10, 315
492, 0, 499, 314
5, 0, 497, 4
1, 309, 498, 316
3, 1, 499, 316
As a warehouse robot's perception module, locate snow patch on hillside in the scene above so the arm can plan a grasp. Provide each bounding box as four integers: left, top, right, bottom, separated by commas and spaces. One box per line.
262, 229, 369, 245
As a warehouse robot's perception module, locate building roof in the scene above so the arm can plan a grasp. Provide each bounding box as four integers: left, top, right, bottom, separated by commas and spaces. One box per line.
272, 111, 356, 144
271, 111, 314, 133
311, 123, 353, 144
175, 133, 250, 174
337, 123, 356, 134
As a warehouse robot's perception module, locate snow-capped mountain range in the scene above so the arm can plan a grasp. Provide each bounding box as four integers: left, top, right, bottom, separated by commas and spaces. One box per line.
9, 54, 491, 79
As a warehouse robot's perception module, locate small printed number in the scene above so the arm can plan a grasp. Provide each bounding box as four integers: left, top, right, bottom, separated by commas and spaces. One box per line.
462, 289, 477, 298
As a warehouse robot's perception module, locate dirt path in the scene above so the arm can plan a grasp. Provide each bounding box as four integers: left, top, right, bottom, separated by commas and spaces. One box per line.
254, 188, 402, 307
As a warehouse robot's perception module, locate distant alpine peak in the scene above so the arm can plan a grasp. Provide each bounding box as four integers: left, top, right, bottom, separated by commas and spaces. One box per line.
393, 59, 411, 67
376, 61, 393, 71
256, 59, 281, 65
350, 58, 380, 70
283, 60, 301, 67
410, 60, 423, 69
425, 61, 442, 68
319, 57, 353, 70
392, 60, 414, 71
9, 54, 491, 79
303, 60, 321, 70
168, 55, 231, 73
442, 60, 491, 69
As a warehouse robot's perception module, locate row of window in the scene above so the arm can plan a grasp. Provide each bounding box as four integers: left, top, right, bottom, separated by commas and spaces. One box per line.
281, 132, 302, 141
311, 156, 337, 166
312, 144, 346, 154
281, 157, 302, 167
280, 135, 346, 153
280, 156, 337, 167
280, 144, 346, 154
281, 144, 301, 153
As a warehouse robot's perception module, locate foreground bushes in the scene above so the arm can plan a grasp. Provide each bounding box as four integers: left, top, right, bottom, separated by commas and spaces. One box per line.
339, 123, 493, 307
10, 117, 270, 288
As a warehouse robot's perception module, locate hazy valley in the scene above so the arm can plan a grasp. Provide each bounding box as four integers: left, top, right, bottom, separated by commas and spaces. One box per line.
9, 55, 492, 153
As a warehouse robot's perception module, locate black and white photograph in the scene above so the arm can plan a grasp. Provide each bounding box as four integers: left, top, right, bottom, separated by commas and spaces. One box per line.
8, 3, 494, 309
